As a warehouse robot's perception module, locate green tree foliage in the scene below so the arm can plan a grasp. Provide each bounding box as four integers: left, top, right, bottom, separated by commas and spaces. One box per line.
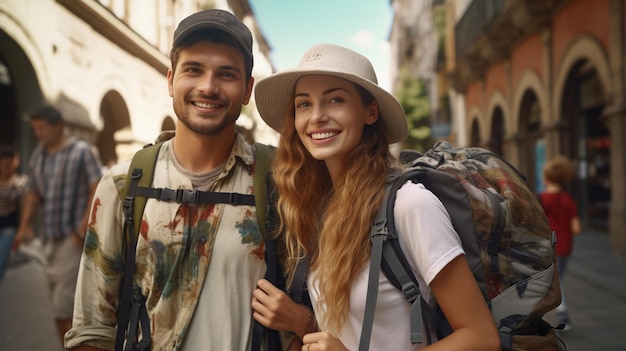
394, 67, 431, 152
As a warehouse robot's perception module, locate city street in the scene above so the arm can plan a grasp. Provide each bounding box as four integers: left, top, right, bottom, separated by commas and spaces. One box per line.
1, 232, 625, 350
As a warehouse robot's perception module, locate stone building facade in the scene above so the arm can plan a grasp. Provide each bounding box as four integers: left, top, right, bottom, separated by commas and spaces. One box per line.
0, 0, 277, 169
391, 0, 626, 255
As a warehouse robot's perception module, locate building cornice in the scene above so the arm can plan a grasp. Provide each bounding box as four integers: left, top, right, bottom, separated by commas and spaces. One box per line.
56, 0, 169, 75
452, 0, 570, 91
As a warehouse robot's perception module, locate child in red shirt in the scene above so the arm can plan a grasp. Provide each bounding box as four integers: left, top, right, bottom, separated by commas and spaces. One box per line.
538, 155, 581, 331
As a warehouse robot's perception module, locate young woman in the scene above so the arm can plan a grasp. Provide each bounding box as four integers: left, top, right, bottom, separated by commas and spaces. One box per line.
251, 43, 500, 351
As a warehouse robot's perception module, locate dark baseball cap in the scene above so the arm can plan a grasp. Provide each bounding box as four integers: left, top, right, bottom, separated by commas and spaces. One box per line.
173, 9, 253, 64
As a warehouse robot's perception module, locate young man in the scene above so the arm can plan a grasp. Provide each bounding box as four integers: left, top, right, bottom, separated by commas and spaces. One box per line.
14, 105, 102, 348
65, 9, 276, 351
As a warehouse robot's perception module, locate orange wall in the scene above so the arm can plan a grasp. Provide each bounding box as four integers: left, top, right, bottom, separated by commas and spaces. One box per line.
465, 81, 481, 117
511, 34, 543, 89
485, 62, 507, 105
552, 0, 610, 71
463, 0, 610, 123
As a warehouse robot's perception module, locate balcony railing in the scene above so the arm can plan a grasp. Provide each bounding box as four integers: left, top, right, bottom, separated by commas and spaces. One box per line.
455, 0, 506, 60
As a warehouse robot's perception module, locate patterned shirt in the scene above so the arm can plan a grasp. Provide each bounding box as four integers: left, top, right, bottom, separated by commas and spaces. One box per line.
27, 138, 102, 239
65, 135, 268, 351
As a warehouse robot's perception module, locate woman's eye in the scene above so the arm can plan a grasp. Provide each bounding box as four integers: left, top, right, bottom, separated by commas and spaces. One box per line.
295, 101, 310, 108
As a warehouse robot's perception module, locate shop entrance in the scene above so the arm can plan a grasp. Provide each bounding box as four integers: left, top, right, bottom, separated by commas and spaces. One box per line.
562, 60, 610, 231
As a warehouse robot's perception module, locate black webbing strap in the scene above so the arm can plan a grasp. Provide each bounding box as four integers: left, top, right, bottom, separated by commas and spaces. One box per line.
133, 187, 255, 205
381, 239, 424, 344
358, 195, 389, 351
291, 256, 310, 305
380, 171, 453, 345
125, 285, 151, 351
500, 332, 512, 351
116, 168, 147, 351
252, 143, 282, 351
116, 144, 161, 351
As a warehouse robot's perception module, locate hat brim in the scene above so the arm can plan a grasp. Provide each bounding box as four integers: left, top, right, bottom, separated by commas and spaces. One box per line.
255, 70, 408, 144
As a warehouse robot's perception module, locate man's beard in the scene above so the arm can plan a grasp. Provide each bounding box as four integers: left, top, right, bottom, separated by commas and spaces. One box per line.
175, 106, 241, 135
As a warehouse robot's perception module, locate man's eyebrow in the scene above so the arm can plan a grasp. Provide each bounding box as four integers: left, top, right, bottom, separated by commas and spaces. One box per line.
178, 61, 243, 73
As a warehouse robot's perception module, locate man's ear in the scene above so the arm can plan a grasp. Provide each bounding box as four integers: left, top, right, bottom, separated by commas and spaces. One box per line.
167, 69, 174, 97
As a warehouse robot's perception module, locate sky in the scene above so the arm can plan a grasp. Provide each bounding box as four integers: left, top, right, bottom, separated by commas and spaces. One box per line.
248, 0, 394, 90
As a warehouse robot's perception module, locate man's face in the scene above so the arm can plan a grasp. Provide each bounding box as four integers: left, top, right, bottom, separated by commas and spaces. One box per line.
31, 119, 63, 148
167, 41, 254, 136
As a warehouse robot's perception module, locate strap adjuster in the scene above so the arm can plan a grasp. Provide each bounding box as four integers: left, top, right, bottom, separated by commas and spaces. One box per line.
176, 189, 199, 203
371, 218, 388, 239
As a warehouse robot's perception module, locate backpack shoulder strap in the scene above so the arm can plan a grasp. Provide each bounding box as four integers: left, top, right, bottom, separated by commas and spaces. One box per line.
364, 168, 460, 348
360, 170, 428, 350
122, 143, 162, 244
251, 143, 284, 351
116, 142, 161, 351
359, 180, 393, 351
254, 142, 273, 239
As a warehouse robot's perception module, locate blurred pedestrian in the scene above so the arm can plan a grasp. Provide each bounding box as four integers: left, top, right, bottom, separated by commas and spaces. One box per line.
538, 155, 581, 331
0, 145, 28, 281
13, 104, 102, 347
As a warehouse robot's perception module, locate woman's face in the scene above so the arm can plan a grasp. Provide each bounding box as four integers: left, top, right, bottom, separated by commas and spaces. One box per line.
293, 74, 378, 172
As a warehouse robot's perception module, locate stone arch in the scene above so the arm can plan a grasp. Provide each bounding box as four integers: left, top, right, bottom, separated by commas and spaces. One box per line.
0, 10, 50, 97
98, 90, 131, 166
467, 105, 484, 145
486, 91, 510, 138
512, 70, 549, 129
553, 34, 612, 124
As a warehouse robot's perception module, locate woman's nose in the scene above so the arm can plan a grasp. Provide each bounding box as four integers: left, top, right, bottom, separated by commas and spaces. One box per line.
310, 104, 328, 125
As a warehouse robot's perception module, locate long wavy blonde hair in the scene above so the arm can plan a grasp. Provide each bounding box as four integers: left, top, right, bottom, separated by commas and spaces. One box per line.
272, 82, 397, 335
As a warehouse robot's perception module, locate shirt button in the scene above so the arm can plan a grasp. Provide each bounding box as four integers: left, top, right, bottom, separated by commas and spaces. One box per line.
199, 236, 207, 244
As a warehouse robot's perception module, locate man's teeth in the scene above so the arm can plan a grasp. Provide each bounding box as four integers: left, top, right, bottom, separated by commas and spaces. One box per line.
194, 102, 218, 108
311, 132, 338, 140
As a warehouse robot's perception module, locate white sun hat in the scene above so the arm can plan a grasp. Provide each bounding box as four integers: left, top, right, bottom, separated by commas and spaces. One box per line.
254, 43, 408, 144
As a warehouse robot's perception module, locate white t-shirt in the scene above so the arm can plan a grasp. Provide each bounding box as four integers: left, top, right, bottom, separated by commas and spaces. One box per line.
308, 181, 464, 350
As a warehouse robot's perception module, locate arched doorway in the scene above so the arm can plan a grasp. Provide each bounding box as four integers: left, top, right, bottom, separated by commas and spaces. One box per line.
98, 91, 131, 167
0, 29, 44, 172
561, 60, 610, 231
470, 119, 481, 146
0, 57, 17, 147
518, 90, 543, 193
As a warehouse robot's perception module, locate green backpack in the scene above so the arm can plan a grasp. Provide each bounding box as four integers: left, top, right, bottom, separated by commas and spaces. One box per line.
114, 141, 277, 351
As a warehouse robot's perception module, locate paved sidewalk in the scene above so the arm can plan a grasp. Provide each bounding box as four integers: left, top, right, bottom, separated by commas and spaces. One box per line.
0, 231, 625, 350
0, 252, 63, 351
544, 231, 626, 351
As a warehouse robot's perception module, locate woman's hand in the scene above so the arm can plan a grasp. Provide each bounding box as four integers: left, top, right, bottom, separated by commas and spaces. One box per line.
301, 332, 348, 351
252, 279, 313, 339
